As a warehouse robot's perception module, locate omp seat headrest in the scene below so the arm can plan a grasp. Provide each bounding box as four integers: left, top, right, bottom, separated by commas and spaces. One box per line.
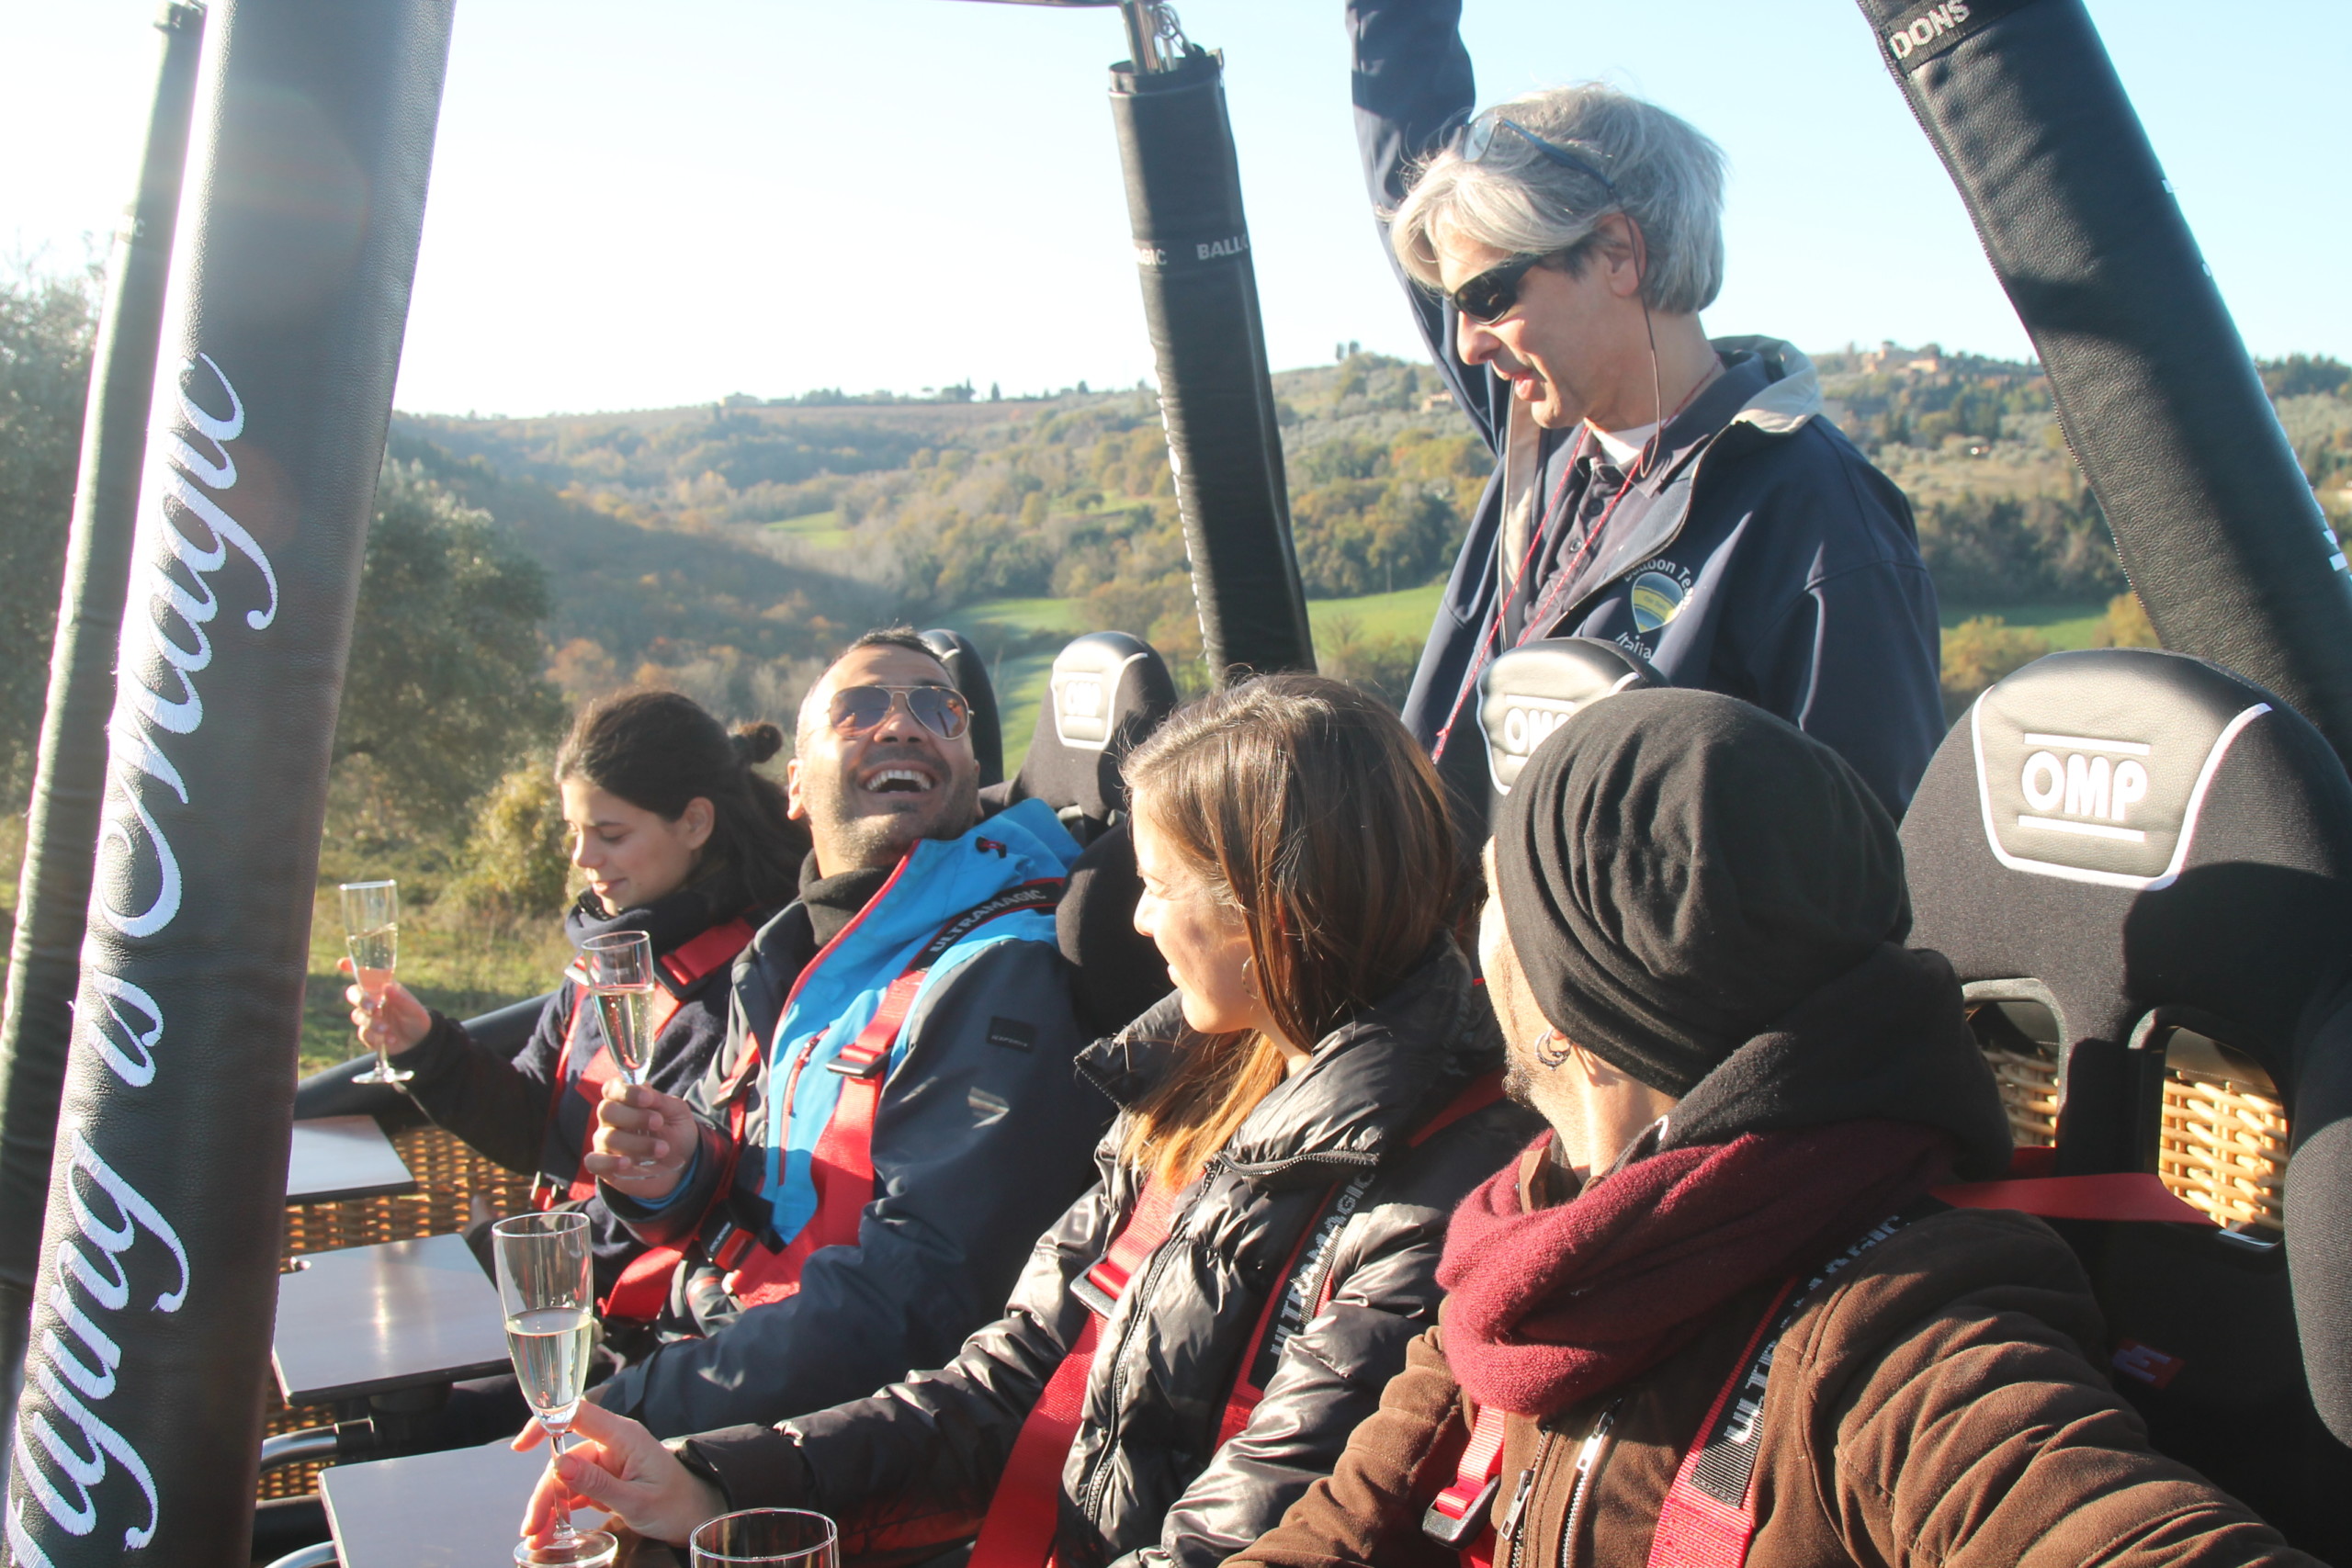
1474, 638, 1663, 829
1005, 631, 1180, 842
920, 626, 1004, 788
1057, 820, 1173, 1038
1902, 648, 2352, 1089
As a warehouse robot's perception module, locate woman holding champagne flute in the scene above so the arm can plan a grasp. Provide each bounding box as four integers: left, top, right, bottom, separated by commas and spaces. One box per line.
345, 689, 805, 1306
520, 675, 1536, 1557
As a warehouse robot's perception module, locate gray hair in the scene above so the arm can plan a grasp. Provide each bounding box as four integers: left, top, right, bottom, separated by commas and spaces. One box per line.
1391, 84, 1727, 317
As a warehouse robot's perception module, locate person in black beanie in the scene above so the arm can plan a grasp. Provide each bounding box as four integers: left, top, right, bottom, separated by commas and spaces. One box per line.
1226, 686, 2315, 1568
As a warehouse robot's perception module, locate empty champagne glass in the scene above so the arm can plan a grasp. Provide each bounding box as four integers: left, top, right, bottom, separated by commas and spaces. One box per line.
494, 1212, 617, 1568
580, 931, 657, 1088
689, 1510, 839, 1568
340, 879, 410, 1085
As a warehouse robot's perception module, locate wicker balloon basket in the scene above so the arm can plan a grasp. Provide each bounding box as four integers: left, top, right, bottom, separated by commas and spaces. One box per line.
261, 1125, 536, 1500
1977, 1028, 2287, 1236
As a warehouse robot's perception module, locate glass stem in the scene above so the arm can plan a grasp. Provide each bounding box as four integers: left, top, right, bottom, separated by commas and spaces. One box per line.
546, 1425, 579, 1548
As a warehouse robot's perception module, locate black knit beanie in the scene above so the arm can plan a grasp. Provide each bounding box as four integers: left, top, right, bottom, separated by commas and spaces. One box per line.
1493, 688, 1911, 1097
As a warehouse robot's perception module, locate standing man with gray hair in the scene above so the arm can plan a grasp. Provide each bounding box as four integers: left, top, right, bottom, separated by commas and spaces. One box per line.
1353, 0, 1946, 817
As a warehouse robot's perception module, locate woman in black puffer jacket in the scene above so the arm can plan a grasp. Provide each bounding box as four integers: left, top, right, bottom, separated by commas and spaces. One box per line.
520, 675, 1539, 1564
347, 689, 805, 1303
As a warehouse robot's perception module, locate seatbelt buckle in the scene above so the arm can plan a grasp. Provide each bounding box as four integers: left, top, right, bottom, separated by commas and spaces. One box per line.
708, 1221, 752, 1273
1422, 1474, 1501, 1550
1069, 1269, 1119, 1320
826, 1044, 887, 1079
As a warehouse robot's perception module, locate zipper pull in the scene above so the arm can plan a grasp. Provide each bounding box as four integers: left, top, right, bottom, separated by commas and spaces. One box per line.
1495, 1465, 1536, 1551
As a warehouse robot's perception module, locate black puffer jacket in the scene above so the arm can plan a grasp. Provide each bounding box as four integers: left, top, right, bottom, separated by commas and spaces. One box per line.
676, 942, 1541, 1568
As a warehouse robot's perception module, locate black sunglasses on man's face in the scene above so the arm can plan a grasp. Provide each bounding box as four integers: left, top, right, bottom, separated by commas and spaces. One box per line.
1450, 252, 1556, 325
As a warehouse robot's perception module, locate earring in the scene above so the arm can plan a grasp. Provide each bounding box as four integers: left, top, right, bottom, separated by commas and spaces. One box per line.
1535, 1030, 1575, 1069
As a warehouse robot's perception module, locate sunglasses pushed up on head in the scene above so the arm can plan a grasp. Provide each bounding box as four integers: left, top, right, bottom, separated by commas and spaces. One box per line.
1445, 110, 1622, 325
827, 683, 971, 741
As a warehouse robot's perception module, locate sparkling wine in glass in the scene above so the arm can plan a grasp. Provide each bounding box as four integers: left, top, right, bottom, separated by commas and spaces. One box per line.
494, 1212, 617, 1568
690, 1509, 840, 1568
580, 931, 657, 1088
340, 879, 411, 1086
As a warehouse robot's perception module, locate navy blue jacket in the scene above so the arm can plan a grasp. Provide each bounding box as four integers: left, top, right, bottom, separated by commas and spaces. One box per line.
1352, 0, 1946, 816
595, 804, 1114, 1438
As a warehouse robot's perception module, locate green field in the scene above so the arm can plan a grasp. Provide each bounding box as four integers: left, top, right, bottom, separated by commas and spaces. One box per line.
765, 508, 854, 548
1307, 581, 1447, 642
1941, 601, 2109, 651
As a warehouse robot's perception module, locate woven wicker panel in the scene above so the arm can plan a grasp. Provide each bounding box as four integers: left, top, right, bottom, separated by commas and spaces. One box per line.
264, 1125, 537, 1498
1984, 1042, 2061, 1147
2158, 1070, 2289, 1233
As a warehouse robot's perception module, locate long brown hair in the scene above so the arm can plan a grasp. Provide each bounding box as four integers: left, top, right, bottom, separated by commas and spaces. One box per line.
1118, 674, 1456, 1185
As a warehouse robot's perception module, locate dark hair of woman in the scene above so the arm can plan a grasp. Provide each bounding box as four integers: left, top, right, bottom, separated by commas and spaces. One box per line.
1118, 673, 1457, 1184
554, 689, 807, 914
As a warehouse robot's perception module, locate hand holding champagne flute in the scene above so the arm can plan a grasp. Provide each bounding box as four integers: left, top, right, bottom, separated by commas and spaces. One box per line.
495, 1212, 618, 1568
580, 931, 657, 1088
340, 880, 412, 1085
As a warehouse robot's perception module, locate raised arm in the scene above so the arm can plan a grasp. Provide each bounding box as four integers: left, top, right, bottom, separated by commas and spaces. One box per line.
1349, 0, 1504, 448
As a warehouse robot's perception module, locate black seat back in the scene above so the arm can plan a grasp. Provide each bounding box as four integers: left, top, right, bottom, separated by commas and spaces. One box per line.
1470, 638, 1662, 839
1003, 631, 1179, 844
921, 626, 1004, 788
1900, 647, 2352, 1553
971, 631, 1182, 1039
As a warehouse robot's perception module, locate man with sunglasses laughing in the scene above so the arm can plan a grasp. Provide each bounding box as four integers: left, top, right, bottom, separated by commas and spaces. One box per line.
572, 628, 1112, 1437
1351, 0, 1945, 821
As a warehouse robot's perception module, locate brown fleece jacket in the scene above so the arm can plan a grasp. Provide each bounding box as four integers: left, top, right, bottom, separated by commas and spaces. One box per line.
1228, 1159, 2316, 1568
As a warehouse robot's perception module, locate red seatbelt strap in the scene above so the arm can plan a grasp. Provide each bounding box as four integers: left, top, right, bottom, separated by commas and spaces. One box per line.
1642, 1212, 1916, 1568
1220, 1071, 1507, 1452
602, 1243, 685, 1323
1424, 1404, 1510, 1562
1930, 1171, 2215, 1225
1642, 1278, 1799, 1568
968, 1177, 1189, 1568
711, 882, 1066, 1308
723, 971, 925, 1309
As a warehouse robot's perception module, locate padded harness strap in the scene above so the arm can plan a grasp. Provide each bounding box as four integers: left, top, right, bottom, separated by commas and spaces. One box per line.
968, 1176, 1189, 1568
978, 1070, 1511, 1568
708, 884, 1064, 1310
534, 918, 757, 1214
1930, 1170, 2214, 1225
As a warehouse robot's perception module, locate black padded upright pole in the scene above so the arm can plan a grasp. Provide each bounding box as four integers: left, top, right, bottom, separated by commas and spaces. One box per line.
0, 3, 206, 1475
1110, 51, 1316, 682
1855, 0, 2352, 761
4, 0, 453, 1561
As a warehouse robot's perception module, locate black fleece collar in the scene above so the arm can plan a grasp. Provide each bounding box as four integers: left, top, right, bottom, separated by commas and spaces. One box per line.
1660, 943, 2013, 1181
797, 852, 893, 950
563, 877, 752, 960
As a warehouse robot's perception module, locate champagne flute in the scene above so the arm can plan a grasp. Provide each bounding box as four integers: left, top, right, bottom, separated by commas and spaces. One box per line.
494, 1212, 618, 1568
340, 879, 411, 1085
579, 931, 657, 1088
689, 1509, 840, 1568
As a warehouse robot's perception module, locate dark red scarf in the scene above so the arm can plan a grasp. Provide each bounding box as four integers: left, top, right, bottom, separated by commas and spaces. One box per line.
1437, 1121, 1951, 1416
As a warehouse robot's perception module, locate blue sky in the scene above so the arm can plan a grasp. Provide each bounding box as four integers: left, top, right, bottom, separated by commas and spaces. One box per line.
9, 1, 2346, 417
